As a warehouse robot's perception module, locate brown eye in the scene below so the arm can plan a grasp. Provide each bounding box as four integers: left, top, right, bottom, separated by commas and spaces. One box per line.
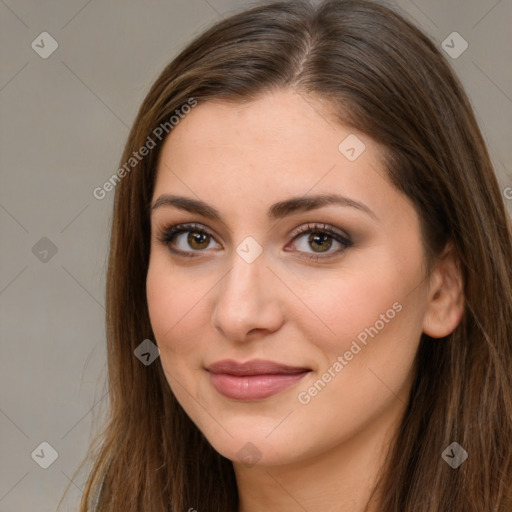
187, 231, 211, 250
157, 223, 221, 256
307, 232, 333, 253
287, 223, 353, 261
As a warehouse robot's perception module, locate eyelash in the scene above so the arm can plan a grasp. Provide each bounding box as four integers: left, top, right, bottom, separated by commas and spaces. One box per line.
156, 222, 353, 262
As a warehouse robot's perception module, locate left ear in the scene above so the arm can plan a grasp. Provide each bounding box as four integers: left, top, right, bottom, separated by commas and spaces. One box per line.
422, 241, 465, 338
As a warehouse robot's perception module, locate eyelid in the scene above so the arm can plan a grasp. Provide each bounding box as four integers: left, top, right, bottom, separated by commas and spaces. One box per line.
156, 221, 352, 259
155, 222, 220, 256
285, 222, 352, 261
288, 222, 351, 243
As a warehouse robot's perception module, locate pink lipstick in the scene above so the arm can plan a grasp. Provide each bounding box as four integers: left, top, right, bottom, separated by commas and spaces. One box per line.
206, 359, 310, 400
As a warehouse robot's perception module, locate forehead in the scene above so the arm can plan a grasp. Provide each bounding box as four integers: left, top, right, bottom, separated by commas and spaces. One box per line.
159, 90, 363, 165
152, 89, 404, 225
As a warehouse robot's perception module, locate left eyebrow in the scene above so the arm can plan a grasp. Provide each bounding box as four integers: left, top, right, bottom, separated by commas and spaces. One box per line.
150, 193, 378, 221
268, 193, 378, 221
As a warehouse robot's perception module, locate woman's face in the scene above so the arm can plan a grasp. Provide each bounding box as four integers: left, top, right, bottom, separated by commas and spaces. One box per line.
146, 89, 433, 467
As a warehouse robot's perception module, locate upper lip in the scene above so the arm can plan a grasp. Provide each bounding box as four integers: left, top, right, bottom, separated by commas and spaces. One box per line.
206, 359, 311, 376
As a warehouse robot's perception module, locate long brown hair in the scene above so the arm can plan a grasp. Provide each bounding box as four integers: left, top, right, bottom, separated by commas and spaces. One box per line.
66, 1, 512, 510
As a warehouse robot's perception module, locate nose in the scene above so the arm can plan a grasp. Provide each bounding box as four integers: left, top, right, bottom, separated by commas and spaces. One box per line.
211, 248, 284, 342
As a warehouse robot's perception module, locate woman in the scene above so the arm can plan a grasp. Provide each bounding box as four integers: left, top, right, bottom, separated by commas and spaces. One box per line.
71, 0, 512, 510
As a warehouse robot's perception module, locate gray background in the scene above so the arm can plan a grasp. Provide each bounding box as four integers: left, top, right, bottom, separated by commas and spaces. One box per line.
0, 0, 511, 510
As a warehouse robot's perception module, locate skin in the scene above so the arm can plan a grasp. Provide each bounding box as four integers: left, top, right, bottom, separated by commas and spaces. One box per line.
146, 89, 464, 512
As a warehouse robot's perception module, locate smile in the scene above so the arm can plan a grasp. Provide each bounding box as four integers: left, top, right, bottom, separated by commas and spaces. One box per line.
206, 359, 311, 400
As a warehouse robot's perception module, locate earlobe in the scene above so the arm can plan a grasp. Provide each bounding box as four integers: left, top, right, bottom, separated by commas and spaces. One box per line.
422, 242, 465, 339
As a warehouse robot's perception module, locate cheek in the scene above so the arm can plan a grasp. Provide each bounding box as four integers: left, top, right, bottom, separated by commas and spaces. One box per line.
146, 258, 206, 359
298, 268, 409, 356
146, 258, 213, 408
296, 239, 427, 375
294, 276, 423, 439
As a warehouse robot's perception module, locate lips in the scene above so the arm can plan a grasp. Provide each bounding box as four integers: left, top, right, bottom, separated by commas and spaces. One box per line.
206, 359, 311, 400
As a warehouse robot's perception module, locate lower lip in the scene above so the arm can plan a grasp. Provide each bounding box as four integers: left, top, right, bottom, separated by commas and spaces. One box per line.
208, 371, 310, 400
